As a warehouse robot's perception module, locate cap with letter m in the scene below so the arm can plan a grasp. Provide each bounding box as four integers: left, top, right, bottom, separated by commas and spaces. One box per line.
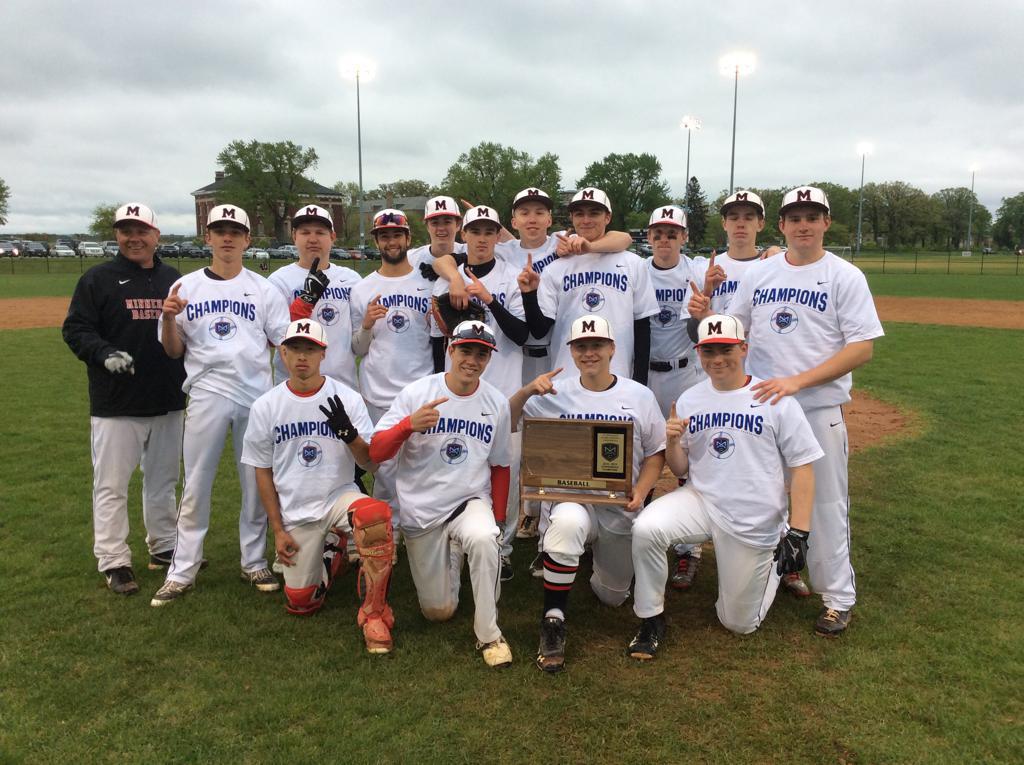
450, 320, 498, 352
371, 208, 410, 233
778, 186, 830, 217
696, 314, 746, 346
648, 205, 687, 229
512, 187, 553, 210
567, 314, 614, 344
424, 195, 461, 220
568, 187, 612, 213
207, 204, 251, 231
720, 189, 766, 217
114, 202, 158, 230
291, 204, 334, 229
462, 205, 501, 230
282, 319, 328, 348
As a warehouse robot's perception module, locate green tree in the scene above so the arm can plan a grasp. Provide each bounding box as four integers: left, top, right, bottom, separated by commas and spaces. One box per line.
442, 142, 561, 223
681, 176, 710, 245
0, 177, 9, 226
577, 153, 670, 231
930, 187, 986, 248
992, 192, 1024, 249
861, 181, 934, 248
216, 140, 320, 241
370, 179, 433, 200
810, 182, 857, 232
89, 202, 119, 241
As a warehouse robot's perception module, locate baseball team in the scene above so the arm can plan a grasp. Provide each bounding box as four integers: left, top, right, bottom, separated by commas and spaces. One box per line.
62, 183, 883, 670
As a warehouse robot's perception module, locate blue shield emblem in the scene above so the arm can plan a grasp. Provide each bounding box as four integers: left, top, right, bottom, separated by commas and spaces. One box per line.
585, 291, 601, 308
774, 312, 793, 330
713, 437, 730, 454
390, 313, 406, 330
658, 307, 673, 325
302, 445, 318, 463
445, 442, 463, 461
320, 306, 336, 323
214, 320, 231, 337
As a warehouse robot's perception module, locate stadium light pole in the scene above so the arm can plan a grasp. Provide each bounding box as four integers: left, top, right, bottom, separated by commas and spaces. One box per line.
679, 116, 702, 198
339, 55, 377, 250
719, 51, 756, 195
966, 165, 978, 251
855, 142, 873, 258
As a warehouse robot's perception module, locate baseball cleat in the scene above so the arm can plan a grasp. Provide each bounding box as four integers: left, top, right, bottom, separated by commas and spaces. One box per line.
782, 572, 811, 598
500, 555, 514, 582
536, 616, 567, 673
241, 567, 280, 592
103, 566, 140, 595
516, 514, 540, 539
814, 607, 852, 637
148, 549, 208, 571
628, 613, 666, 661
479, 636, 513, 668
359, 609, 394, 655
670, 551, 700, 591
150, 579, 193, 607
529, 552, 544, 579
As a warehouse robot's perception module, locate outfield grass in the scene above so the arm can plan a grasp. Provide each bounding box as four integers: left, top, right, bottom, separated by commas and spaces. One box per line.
1, 323, 1021, 763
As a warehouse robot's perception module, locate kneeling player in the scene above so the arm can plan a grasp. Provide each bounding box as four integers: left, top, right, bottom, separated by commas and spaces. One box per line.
510, 315, 666, 673
628, 315, 822, 659
241, 320, 394, 654
370, 321, 514, 668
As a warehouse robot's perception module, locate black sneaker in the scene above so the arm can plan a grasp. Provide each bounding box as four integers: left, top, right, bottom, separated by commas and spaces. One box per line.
814, 607, 852, 637
536, 616, 567, 673
149, 549, 209, 571
104, 566, 140, 595
628, 613, 666, 660
500, 555, 514, 582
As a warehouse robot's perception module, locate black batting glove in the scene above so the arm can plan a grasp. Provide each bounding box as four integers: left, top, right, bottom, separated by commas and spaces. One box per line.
299, 257, 330, 305
419, 262, 439, 282
319, 394, 358, 443
774, 528, 809, 575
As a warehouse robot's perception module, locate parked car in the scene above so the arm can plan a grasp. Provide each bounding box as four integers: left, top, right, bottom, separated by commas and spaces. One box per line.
102, 241, 120, 256
176, 243, 202, 258
244, 247, 270, 260
267, 244, 298, 259
23, 241, 48, 257
78, 241, 104, 256
330, 247, 350, 260
52, 244, 76, 257
0, 241, 21, 257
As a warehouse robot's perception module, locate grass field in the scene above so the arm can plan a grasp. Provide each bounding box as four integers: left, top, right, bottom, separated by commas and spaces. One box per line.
2, 321, 1022, 763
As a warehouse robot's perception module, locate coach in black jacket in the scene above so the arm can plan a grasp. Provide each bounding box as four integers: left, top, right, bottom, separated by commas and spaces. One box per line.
62, 203, 186, 595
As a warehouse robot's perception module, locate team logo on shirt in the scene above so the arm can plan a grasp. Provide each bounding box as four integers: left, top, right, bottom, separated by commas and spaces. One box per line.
297, 440, 323, 468
582, 288, 605, 311
770, 305, 800, 334
440, 437, 468, 464
316, 303, 339, 326
708, 431, 735, 459
657, 306, 675, 326
208, 316, 237, 340
387, 309, 410, 333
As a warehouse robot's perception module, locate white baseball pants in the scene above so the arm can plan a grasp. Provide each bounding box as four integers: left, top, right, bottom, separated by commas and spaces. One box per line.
89, 412, 183, 572
647, 354, 705, 419
403, 499, 503, 645
166, 388, 268, 585
499, 431, 522, 558
632, 485, 781, 634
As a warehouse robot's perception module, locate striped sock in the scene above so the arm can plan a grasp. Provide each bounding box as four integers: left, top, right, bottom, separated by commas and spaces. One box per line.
542, 552, 578, 617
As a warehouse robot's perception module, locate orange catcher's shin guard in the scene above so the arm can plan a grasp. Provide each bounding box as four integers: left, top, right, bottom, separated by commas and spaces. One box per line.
284, 584, 322, 616
349, 497, 395, 654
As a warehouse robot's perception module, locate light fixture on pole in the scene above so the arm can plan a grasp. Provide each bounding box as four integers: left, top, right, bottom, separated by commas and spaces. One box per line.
967, 164, 979, 251
339, 54, 377, 250
855, 142, 873, 258
719, 51, 756, 195
679, 116, 702, 200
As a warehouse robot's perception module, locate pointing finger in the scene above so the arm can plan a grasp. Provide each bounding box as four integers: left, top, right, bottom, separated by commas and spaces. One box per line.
669, 402, 677, 419
425, 397, 449, 409
371, 294, 382, 304
526, 252, 533, 270
689, 280, 703, 297
171, 283, 181, 296
549, 367, 564, 379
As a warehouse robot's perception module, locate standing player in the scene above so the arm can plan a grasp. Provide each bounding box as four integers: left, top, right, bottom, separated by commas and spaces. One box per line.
241, 319, 394, 653
520, 187, 660, 384
689, 186, 884, 636
151, 204, 291, 606
431, 205, 528, 580
62, 202, 186, 594
349, 209, 436, 520
268, 205, 361, 390
510, 315, 666, 673
369, 321, 513, 667
629, 314, 822, 658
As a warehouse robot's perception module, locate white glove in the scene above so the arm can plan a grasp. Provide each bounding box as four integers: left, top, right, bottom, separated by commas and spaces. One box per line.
104, 350, 135, 375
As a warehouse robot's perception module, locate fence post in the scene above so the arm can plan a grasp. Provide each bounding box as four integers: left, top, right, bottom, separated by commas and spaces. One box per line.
882, 249, 887, 274
980, 251, 985, 275
46, 255, 51, 274
947, 250, 951, 274
1017, 252, 1021, 276
914, 250, 918, 274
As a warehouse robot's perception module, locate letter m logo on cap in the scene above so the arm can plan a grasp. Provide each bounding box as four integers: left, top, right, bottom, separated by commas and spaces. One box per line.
660, 208, 675, 219
126, 205, 140, 216
582, 189, 595, 200
305, 206, 318, 215
707, 320, 723, 336
434, 199, 448, 210
582, 319, 596, 333
797, 189, 812, 202
527, 189, 539, 196
296, 322, 311, 334
222, 208, 236, 219
735, 192, 748, 201
477, 207, 490, 217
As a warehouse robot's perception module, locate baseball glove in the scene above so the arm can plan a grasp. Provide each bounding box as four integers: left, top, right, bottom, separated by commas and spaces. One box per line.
431, 293, 485, 337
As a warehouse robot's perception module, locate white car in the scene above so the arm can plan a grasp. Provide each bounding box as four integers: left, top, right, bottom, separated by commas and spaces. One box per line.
244, 248, 270, 260
52, 245, 76, 257
102, 241, 120, 256
79, 241, 104, 256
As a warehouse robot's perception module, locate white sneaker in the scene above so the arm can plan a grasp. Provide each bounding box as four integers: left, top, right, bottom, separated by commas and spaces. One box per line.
150, 580, 194, 607
478, 636, 513, 668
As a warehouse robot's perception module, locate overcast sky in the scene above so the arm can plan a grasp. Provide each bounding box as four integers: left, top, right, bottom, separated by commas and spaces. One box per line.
2, 0, 1020, 236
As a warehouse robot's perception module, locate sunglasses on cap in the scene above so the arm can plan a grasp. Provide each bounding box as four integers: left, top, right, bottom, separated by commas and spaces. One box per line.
376, 211, 409, 227
450, 322, 497, 350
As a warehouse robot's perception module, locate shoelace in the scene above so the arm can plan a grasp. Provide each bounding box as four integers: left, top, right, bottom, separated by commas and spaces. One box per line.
822, 608, 842, 622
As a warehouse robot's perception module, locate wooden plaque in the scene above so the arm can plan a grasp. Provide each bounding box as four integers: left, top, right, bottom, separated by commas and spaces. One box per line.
520, 417, 633, 507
